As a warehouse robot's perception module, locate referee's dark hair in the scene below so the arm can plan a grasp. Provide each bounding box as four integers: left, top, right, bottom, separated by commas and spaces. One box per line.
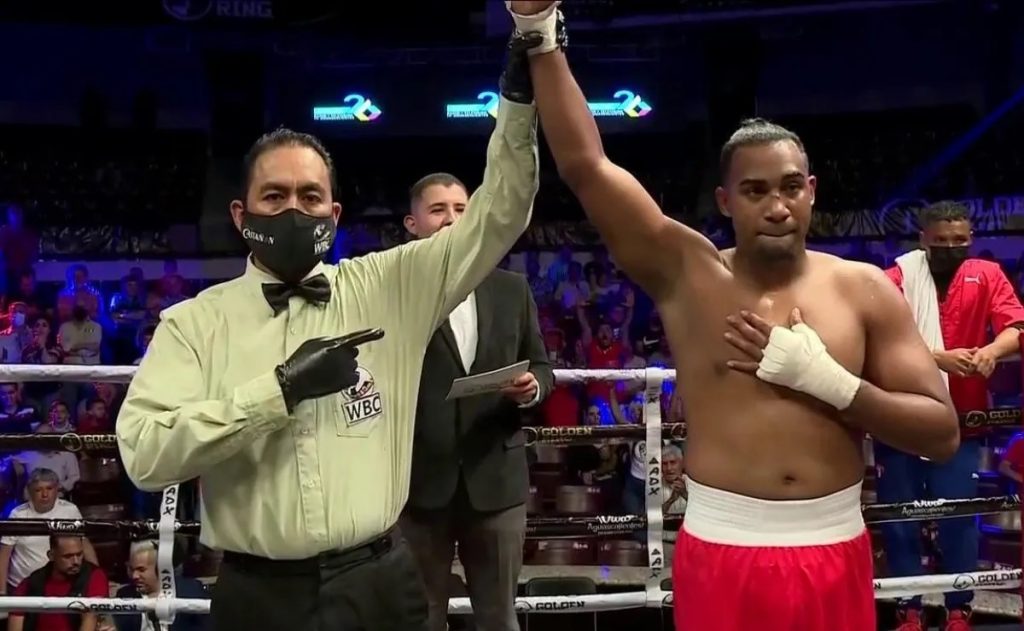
241, 127, 338, 200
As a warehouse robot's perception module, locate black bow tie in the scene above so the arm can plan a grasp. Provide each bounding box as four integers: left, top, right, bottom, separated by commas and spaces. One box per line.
262, 274, 331, 315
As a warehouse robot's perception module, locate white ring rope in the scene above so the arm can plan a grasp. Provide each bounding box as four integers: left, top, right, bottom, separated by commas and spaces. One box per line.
0, 363, 1018, 618
0, 365, 676, 385
0, 569, 1016, 616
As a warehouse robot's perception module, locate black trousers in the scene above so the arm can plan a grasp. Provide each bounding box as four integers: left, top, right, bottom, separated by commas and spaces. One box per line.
210, 530, 428, 631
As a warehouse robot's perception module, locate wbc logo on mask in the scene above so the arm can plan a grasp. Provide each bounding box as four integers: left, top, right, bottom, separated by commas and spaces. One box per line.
312, 223, 331, 255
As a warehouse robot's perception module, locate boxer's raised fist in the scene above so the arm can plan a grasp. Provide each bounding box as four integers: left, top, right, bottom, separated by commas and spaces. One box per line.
505, 1, 565, 56
508, 1, 559, 16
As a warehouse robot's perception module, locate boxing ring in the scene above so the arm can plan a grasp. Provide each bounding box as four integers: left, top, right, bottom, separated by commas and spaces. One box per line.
0, 364, 1020, 627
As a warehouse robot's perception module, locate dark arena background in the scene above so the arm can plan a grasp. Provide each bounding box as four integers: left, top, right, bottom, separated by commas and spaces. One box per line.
0, 0, 1023, 629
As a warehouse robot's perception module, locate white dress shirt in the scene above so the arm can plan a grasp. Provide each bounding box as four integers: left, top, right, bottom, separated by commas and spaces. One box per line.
448, 292, 541, 408
448, 293, 478, 372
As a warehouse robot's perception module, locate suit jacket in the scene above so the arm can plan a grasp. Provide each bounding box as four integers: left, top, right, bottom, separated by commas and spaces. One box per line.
408, 269, 553, 512
114, 578, 207, 631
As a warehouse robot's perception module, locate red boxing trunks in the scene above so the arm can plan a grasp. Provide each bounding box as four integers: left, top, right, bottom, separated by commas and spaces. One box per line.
672, 478, 875, 631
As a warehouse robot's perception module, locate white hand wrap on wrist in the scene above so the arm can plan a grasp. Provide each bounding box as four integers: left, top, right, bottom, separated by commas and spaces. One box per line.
756, 323, 862, 411
505, 1, 562, 55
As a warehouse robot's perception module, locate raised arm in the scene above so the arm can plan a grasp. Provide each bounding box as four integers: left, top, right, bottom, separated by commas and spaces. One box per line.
116, 310, 290, 490
849, 266, 960, 461
380, 96, 539, 344
511, 3, 718, 299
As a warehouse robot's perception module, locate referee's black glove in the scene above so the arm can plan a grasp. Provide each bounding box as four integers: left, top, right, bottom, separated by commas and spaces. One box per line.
274, 329, 384, 413
499, 32, 544, 104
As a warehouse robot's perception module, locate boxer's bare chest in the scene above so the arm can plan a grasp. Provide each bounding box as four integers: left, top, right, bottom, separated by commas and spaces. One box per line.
663, 254, 868, 394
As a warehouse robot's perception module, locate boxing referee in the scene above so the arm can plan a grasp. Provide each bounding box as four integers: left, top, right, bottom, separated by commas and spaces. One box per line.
115, 42, 541, 631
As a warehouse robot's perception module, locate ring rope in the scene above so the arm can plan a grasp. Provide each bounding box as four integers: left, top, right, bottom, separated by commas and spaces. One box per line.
0, 568, 1017, 616
0, 364, 1019, 618
0, 412, 1013, 455
4, 493, 1016, 540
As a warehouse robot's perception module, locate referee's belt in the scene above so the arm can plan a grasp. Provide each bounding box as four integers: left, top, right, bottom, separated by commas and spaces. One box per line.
221, 528, 397, 576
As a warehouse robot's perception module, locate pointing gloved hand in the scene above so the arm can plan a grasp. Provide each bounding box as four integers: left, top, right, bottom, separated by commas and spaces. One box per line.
274, 328, 385, 413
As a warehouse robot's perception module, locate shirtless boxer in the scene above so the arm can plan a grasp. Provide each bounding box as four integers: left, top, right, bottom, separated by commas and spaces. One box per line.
505, 3, 960, 629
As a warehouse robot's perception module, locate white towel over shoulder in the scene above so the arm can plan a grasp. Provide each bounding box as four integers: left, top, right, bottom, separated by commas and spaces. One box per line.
895, 249, 948, 390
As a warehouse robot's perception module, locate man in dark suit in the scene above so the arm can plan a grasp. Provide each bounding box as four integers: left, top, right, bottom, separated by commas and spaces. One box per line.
400, 173, 553, 631
114, 540, 207, 631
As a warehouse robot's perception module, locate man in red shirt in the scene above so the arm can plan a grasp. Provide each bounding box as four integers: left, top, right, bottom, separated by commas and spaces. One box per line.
9, 535, 109, 631
879, 201, 1024, 631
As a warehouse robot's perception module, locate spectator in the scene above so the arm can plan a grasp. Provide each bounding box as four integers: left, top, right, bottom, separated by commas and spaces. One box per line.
0, 384, 35, 434
617, 340, 647, 402
578, 305, 626, 408
8, 270, 46, 321
646, 332, 673, 369
13, 425, 81, 495
157, 259, 189, 309
584, 248, 612, 286
109, 275, 149, 364
8, 534, 108, 631
133, 324, 156, 365
59, 264, 101, 307
610, 389, 646, 532
639, 310, 666, 359
0, 469, 97, 594
58, 300, 102, 366
555, 262, 589, 311
546, 245, 574, 287
21, 317, 61, 366
0, 302, 32, 361
20, 317, 64, 412
54, 294, 75, 326
115, 540, 207, 631
76, 398, 110, 434
590, 266, 621, 310
661, 443, 687, 561
662, 444, 687, 515
998, 432, 1024, 489
35, 401, 74, 434
0, 205, 39, 290
525, 253, 554, 307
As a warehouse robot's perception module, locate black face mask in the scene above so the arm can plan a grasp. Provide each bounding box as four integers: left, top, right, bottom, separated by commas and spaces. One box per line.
241, 208, 337, 283
927, 245, 969, 279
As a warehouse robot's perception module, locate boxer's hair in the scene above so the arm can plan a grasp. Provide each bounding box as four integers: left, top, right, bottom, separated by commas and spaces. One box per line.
409, 172, 467, 207
241, 127, 337, 200
919, 200, 969, 227
719, 118, 807, 182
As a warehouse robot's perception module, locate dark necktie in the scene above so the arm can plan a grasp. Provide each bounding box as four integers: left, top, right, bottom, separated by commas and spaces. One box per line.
262, 274, 331, 315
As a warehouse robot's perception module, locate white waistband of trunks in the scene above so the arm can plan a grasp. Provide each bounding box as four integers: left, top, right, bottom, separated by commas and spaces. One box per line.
682, 477, 865, 547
